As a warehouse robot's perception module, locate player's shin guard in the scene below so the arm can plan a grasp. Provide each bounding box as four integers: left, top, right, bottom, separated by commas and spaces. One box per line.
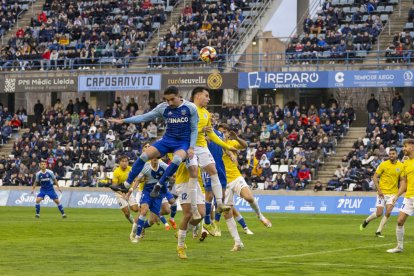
170, 203, 177, 219
126, 214, 134, 224
235, 215, 247, 229
126, 156, 147, 185
210, 174, 223, 206
396, 225, 404, 249
57, 204, 65, 215
204, 201, 212, 224
226, 217, 242, 245
35, 203, 40, 215
136, 215, 146, 236
365, 212, 379, 223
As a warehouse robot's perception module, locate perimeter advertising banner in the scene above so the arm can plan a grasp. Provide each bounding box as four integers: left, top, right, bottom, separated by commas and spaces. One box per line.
0, 190, 405, 215
78, 74, 161, 92
162, 72, 238, 90
0, 76, 77, 92
238, 70, 414, 89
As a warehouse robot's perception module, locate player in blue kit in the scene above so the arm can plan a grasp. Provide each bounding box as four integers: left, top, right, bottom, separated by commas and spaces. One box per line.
31, 160, 66, 218
201, 114, 228, 236
126, 157, 168, 243
109, 86, 198, 198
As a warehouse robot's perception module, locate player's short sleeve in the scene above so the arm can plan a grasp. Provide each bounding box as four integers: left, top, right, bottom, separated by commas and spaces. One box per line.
47, 170, 56, 180
400, 163, 406, 178
159, 160, 168, 170
375, 162, 384, 175
228, 139, 244, 150
141, 163, 151, 177
35, 172, 40, 182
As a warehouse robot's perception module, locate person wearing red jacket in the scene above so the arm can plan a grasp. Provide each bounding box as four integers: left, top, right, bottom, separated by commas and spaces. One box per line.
297, 164, 311, 190
16, 28, 24, 38
38, 12, 47, 23
141, 0, 153, 10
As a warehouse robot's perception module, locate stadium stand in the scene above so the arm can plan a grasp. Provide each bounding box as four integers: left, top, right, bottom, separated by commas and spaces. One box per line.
287, 0, 398, 64
0, 96, 356, 191
1, 0, 177, 71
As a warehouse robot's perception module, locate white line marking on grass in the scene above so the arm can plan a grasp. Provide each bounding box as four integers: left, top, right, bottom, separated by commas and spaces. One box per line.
257, 261, 414, 271
247, 243, 398, 262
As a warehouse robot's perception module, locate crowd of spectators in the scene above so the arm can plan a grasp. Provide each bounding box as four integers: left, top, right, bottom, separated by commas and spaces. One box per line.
326, 92, 410, 191
0, 0, 177, 71
385, 3, 414, 63
286, 0, 396, 64
0, 0, 31, 38
0, 94, 355, 190
147, 0, 260, 69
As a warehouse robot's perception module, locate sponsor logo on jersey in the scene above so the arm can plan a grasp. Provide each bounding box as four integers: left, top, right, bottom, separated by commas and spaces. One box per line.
166, 117, 189, 123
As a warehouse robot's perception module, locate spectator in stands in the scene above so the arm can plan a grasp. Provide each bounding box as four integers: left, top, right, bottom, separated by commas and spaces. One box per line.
366, 94, 379, 121
392, 93, 405, 115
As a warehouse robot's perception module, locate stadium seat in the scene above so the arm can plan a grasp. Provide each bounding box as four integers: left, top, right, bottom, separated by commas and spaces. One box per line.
65, 180, 73, 187
58, 180, 66, 187
257, 183, 265, 190
271, 165, 279, 173
272, 173, 277, 181
64, 172, 72, 180
279, 165, 289, 173
405, 22, 414, 30
346, 183, 357, 192
74, 163, 83, 170
385, 6, 393, 13
91, 163, 99, 170
380, 14, 389, 22
82, 163, 92, 170
293, 147, 300, 155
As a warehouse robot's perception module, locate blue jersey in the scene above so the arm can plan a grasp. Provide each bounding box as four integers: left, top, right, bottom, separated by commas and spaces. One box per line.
35, 169, 56, 191
124, 100, 198, 147
139, 161, 168, 192
207, 129, 227, 188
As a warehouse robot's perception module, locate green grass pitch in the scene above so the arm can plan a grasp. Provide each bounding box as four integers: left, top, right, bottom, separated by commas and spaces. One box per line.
1, 207, 414, 275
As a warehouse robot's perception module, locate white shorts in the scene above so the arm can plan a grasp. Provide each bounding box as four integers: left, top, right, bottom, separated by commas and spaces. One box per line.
376, 194, 396, 208
400, 197, 414, 216
187, 146, 215, 168
175, 182, 205, 205
115, 192, 138, 209
225, 176, 249, 206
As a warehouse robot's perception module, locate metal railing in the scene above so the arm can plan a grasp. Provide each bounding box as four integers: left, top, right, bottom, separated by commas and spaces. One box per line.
1, 49, 413, 74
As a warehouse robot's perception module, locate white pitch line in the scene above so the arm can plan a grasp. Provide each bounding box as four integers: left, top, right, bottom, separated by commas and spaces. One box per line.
257, 261, 414, 271
247, 243, 398, 262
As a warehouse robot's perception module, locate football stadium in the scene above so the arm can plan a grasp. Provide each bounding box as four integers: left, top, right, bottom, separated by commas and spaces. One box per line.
1, 0, 414, 274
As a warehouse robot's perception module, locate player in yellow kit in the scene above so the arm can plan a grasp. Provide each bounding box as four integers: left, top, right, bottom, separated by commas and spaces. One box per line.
360, 148, 403, 237
173, 155, 205, 259
388, 139, 414, 253
186, 87, 236, 219
110, 156, 139, 224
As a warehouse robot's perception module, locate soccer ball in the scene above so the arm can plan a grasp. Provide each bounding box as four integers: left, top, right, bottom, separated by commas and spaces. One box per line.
199, 46, 217, 63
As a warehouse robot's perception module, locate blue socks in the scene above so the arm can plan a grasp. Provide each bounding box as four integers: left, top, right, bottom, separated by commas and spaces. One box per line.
170, 203, 177, 219
127, 158, 146, 184
136, 216, 146, 236
236, 215, 247, 229
35, 203, 40, 215
215, 212, 222, 223
57, 204, 65, 215
205, 201, 212, 224
157, 163, 179, 191
159, 216, 167, 225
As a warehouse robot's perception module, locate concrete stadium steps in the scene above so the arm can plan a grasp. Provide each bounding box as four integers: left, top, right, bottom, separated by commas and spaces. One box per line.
1, 0, 46, 46
311, 127, 366, 187
363, 0, 411, 65
0, 128, 26, 157
129, 0, 187, 71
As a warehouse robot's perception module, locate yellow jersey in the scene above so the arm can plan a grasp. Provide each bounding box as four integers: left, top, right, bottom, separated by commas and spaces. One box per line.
375, 160, 403, 195
175, 162, 189, 185
222, 139, 245, 183
112, 165, 132, 185
402, 158, 414, 198
196, 106, 211, 147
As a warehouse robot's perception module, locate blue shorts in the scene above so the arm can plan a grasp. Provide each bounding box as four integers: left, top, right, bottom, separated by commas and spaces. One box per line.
140, 190, 165, 215
37, 189, 58, 200
153, 136, 189, 157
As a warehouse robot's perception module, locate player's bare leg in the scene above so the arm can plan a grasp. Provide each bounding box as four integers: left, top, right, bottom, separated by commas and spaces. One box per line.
203, 163, 230, 212
360, 206, 383, 231
240, 187, 271, 227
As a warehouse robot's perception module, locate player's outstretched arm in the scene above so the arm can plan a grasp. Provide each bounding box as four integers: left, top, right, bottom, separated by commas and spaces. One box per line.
207, 130, 237, 151
109, 104, 164, 124
229, 131, 248, 149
